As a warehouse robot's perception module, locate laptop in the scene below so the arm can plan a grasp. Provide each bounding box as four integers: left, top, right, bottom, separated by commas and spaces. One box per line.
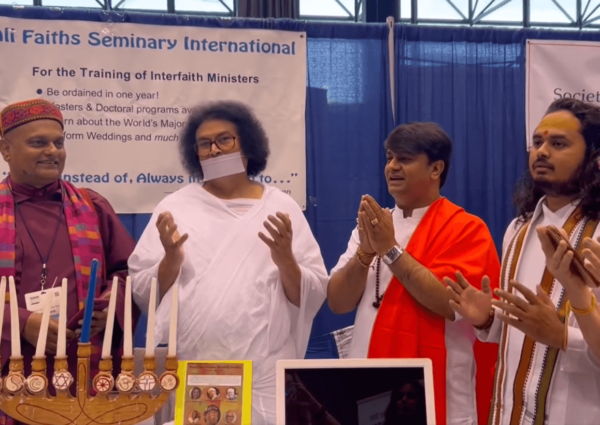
276, 358, 435, 425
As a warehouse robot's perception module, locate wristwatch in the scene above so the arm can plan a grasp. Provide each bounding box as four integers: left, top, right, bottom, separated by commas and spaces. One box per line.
382, 245, 404, 265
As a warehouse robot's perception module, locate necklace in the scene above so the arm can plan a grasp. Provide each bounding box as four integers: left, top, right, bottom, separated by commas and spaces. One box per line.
9, 181, 66, 290
373, 256, 383, 308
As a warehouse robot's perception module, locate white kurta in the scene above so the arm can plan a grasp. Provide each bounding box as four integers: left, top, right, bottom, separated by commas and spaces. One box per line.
128, 183, 328, 425
330, 205, 481, 425
331, 206, 428, 358
478, 198, 600, 425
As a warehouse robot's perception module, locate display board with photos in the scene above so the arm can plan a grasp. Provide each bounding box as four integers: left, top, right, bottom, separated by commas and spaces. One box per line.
175, 360, 252, 425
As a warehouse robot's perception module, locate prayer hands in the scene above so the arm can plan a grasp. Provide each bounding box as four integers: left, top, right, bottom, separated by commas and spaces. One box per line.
359, 195, 396, 256
157, 211, 188, 269
445, 272, 493, 327
259, 212, 296, 268
493, 281, 564, 349
23, 313, 76, 355
356, 200, 375, 255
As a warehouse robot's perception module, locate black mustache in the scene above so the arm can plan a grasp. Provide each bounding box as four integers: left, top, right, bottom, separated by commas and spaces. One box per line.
533, 159, 554, 169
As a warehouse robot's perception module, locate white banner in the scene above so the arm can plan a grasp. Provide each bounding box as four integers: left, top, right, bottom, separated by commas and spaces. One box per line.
526, 39, 600, 148
0, 16, 307, 213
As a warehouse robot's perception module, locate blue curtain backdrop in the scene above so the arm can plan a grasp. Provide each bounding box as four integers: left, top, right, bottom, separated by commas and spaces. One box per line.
395, 26, 600, 249
303, 24, 394, 355
395, 26, 526, 248
0, 6, 394, 354
5, 4, 600, 358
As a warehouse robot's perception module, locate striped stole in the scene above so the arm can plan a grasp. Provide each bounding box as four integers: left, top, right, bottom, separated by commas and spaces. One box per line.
489, 206, 597, 425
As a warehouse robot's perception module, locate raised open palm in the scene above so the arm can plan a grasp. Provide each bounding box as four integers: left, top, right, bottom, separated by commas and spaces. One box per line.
444, 271, 493, 326
156, 211, 188, 268
356, 199, 375, 255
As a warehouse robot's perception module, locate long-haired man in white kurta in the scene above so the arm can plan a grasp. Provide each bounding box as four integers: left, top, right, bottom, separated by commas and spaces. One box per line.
446, 98, 600, 425
128, 101, 328, 424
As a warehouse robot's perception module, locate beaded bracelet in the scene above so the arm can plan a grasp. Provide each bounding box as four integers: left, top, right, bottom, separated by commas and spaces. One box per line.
473, 309, 495, 331
357, 246, 376, 259
355, 252, 372, 268
356, 246, 376, 268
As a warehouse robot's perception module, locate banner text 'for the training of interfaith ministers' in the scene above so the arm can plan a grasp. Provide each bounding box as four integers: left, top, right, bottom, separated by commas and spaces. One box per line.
0, 17, 307, 213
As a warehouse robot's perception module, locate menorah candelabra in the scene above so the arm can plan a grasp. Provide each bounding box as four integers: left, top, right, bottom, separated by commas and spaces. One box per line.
0, 346, 179, 425
0, 260, 179, 425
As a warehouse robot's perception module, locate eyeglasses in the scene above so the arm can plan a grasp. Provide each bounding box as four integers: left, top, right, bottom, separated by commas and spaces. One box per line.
196, 134, 236, 157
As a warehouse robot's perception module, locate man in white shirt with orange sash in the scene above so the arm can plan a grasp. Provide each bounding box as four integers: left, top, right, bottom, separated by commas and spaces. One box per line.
447, 98, 600, 425
329, 122, 501, 425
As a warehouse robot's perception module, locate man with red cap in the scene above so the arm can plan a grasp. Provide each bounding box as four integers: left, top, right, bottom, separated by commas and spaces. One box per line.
0, 98, 136, 425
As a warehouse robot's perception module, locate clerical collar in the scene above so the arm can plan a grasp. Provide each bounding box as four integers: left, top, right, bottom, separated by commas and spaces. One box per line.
8, 177, 62, 203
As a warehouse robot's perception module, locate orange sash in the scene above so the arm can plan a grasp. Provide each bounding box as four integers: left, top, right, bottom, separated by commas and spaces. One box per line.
368, 198, 500, 425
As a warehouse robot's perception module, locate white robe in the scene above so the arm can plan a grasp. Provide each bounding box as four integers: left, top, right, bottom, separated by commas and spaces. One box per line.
128, 183, 328, 424
478, 198, 600, 425
331, 205, 482, 425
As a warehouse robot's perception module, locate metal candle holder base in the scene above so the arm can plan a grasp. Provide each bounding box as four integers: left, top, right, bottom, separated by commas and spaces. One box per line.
0, 343, 178, 425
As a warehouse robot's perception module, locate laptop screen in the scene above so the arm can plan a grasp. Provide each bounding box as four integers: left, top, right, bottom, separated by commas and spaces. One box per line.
276, 359, 435, 425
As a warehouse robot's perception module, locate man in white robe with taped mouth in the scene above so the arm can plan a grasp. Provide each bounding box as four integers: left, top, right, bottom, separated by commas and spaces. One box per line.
128, 101, 328, 424
446, 98, 600, 425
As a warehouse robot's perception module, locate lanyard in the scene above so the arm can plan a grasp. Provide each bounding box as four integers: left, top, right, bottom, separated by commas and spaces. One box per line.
10, 181, 66, 291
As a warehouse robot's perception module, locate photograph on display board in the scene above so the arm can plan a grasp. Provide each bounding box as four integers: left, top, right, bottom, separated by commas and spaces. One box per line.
175, 360, 252, 425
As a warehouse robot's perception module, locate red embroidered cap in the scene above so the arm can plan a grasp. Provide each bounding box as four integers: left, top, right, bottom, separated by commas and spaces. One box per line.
0, 98, 63, 137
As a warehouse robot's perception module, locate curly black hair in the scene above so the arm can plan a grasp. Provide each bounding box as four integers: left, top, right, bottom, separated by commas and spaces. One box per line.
179, 101, 269, 180
515, 98, 600, 222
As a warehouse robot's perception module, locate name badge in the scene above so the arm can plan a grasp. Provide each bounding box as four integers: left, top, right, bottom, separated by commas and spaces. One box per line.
24, 287, 62, 320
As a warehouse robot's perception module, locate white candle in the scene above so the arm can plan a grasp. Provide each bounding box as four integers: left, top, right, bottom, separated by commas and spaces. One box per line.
101, 277, 119, 359
0, 277, 6, 352
167, 283, 178, 357
9, 276, 21, 357
145, 278, 157, 357
124, 276, 132, 357
35, 290, 52, 357
57, 278, 67, 357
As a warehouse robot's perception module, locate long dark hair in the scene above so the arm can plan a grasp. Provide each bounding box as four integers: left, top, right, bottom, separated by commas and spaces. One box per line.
515, 98, 600, 222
